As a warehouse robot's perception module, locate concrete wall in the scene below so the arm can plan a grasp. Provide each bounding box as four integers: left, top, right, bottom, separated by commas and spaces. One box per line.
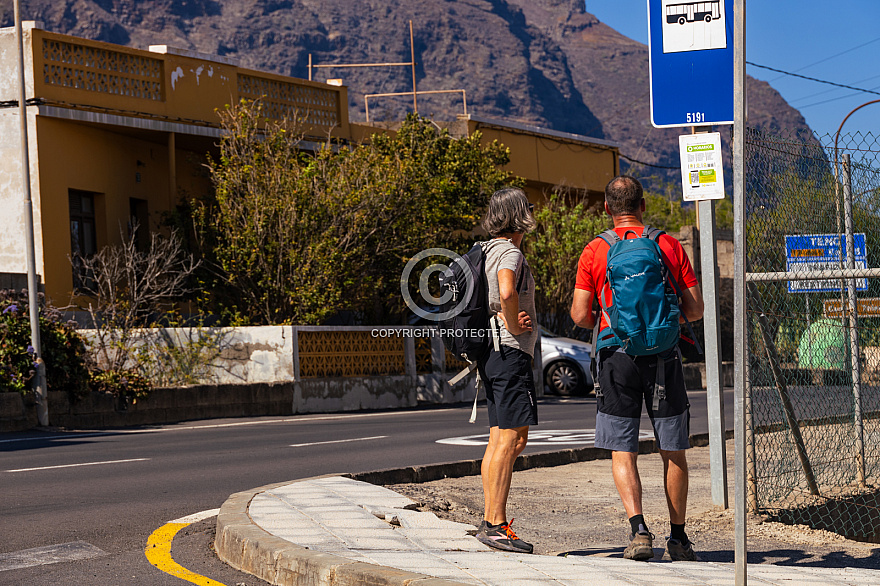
1, 325, 544, 431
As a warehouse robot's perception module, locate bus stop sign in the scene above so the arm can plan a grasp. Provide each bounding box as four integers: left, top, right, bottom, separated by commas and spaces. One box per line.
647, 0, 734, 128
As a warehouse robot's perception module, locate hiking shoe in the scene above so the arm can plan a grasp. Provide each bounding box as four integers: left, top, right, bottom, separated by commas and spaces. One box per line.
664, 537, 697, 561
623, 531, 655, 561
476, 519, 534, 553
467, 520, 487, 536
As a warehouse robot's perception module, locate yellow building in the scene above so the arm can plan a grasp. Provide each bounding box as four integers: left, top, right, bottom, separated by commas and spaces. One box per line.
0, 23, 618, 304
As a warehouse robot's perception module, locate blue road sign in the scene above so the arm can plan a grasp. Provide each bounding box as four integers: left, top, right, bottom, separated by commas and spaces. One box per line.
785, 233, 868, 293
647, 0, 734, 128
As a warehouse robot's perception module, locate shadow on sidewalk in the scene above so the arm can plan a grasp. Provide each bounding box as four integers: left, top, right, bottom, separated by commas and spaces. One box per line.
559, 546, 880, 569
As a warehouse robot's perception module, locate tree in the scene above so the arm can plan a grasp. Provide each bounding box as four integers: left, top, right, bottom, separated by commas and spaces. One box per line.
73, 226, 200, 397
527, 191, 611, 339
192, 102, 516, 325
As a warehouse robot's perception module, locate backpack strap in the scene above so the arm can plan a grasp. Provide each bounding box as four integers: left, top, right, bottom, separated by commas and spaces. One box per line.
590, 230, 621, 375
597, 229, 620, 247
643, 225, 666, 241
653, 354, 667, 412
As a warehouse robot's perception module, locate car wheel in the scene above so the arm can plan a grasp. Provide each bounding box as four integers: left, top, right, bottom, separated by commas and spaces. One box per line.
545, 361, 588, 396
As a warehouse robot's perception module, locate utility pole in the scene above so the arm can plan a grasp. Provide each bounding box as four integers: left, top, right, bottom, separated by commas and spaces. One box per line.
409, 20, 418, 113
14, 1, 48, 426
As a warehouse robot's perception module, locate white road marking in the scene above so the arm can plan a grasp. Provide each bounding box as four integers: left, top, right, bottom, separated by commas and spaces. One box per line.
0, 541, 106, 572
170, 508, 220, 524
6, 458, 150, 472
0, 409, 462, 444
436, 429, 655, 446
290, 435, 387, 448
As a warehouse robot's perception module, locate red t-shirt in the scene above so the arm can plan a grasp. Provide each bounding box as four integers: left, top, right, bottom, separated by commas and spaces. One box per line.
575, 226, 699, 331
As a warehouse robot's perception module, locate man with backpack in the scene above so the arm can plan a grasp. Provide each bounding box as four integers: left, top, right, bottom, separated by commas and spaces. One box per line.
570, 175, 704, 562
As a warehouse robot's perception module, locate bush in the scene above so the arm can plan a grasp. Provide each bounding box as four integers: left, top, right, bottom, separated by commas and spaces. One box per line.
88, 369, 151, 400
187, 103, 516, 325
0, 290, 89, 399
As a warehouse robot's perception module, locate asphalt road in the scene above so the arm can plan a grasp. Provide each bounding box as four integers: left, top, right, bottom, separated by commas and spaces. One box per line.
0, 389, 734, 585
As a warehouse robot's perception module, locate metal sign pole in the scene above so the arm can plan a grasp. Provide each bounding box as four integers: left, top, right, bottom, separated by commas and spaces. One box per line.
692, 125, 729, 509
699, 196, 729, 508
733, 0, 748, 582
14, 1, 48, 426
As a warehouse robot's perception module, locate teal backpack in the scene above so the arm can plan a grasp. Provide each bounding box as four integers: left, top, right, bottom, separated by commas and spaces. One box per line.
591, 226, 701, 409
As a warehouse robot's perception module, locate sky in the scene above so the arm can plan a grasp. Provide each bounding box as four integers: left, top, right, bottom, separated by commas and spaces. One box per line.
586, 1, 880, 140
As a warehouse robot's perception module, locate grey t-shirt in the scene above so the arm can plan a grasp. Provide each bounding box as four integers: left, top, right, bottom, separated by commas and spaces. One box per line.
481, 238, 538, 357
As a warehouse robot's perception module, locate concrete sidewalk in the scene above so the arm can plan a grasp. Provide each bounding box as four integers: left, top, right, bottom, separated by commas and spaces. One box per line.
215, 476, 880, 586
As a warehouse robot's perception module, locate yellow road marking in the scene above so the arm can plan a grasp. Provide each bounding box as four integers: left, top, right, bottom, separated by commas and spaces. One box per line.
146, 522, 227, 586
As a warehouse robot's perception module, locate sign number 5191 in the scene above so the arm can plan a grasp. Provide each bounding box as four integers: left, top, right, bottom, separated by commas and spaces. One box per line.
686, 112, 706, 124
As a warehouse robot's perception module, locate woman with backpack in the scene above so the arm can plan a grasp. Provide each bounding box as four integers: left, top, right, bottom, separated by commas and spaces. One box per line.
475, 187, 539, 554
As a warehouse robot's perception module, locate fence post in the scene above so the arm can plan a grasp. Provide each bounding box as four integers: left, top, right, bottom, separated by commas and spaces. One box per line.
842, 153, 866, 487
291, 327, 300, 381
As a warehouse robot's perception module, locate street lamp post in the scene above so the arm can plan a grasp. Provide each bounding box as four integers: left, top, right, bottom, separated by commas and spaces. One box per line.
14, 0, 48, 426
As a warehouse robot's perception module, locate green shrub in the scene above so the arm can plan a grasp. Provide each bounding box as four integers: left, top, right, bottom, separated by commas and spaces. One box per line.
0, 290, 90, 399
88, 369, 151, 400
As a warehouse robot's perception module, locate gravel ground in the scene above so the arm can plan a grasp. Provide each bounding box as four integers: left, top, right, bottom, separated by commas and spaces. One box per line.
387, 440, 880, 568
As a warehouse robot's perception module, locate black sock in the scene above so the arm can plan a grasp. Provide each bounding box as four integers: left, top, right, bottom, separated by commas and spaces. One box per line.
670, 523, 688, 543
488, 521, 506, 530
629, 514, 648, 535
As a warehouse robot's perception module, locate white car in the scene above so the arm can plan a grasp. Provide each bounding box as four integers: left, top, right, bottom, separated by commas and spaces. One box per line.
541, 328, 595, 396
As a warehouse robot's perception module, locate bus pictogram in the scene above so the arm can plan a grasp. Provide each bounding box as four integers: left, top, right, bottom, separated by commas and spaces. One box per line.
666, 1, 722, 25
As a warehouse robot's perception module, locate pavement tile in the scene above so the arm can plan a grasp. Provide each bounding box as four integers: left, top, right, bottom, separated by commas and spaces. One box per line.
251, 518, 319, 531
339, 536, 423, 551
411, 540, 487, 552
300, 506, 376, 516
394, 511, 475, 531
319, 519, 392, 530
556, 574, 634, 584
294, 505, 368, 513
270, 531, 341, 543
360, 552, 483, 580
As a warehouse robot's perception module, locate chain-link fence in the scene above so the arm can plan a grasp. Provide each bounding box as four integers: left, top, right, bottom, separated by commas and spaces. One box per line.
745, 126, 880, 541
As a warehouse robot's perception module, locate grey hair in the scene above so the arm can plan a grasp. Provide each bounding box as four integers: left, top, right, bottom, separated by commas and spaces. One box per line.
481, 187, 537, 236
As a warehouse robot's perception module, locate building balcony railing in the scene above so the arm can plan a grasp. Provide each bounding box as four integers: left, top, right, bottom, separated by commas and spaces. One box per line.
15, 25, 349, 137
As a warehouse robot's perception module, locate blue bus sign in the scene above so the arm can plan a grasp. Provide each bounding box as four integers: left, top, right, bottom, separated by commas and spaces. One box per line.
785, 233, 868, 293
647, 0, 734, 128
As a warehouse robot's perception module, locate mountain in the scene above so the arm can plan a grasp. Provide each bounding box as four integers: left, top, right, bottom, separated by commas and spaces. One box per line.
1, 0, 812, 185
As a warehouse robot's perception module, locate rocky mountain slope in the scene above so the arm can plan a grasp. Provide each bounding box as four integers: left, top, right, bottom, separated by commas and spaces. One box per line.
1, 0, 811, 184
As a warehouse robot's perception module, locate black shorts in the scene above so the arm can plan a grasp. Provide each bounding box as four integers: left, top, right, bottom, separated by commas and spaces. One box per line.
477, 345, 538, 429
594, 347, 690, 452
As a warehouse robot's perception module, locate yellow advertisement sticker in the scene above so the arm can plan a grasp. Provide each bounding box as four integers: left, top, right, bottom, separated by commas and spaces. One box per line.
698, 169, 716, 183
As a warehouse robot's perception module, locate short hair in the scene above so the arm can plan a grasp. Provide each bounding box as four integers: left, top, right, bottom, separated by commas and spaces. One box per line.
604, 175, 644, 216
481, 187, 536, 236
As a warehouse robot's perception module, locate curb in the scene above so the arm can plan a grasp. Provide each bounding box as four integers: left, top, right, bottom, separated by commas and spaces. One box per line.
215, 430, 734, 585
215, 478, 467, 586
